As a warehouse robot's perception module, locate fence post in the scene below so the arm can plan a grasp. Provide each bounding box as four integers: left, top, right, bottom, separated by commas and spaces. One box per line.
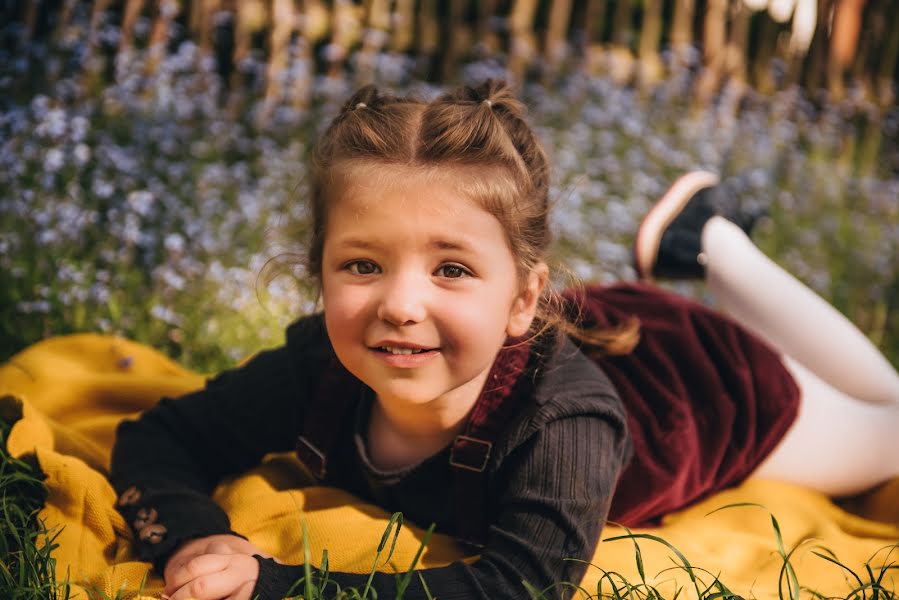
508, 0, 539, 82
290, 0, 329, 111
229, 0, 267, 111
118, 0, 145, 54
670, 0, 697, 63
439, 0, 469, 82
52, 0, 79, 43
828, 0, 866, 99
637, 0, 664, 86
188, 0, 216, 55
583, 0, 607, 74
545, 0, 574, 74
608, 0, 634, 83
391, 0, 416, 53
146, 0, 179, 75
89, 0, 114, 51
877, 5, 899, 105
354, 0, 391, 86
259, 0, 296, 123
697, 0, 729, 101
417, 0, 439, 77
475, 0, 500, 55
725, 0, 751, 86
326, 0, 362, 79
751, 11, 780, 94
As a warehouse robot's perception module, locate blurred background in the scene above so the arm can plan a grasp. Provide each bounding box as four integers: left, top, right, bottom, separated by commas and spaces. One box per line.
1, 0, 897, 373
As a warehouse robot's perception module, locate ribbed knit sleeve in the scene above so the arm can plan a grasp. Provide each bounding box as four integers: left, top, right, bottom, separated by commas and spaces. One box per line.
109, 328, 322, 570
250, 408, 629, 600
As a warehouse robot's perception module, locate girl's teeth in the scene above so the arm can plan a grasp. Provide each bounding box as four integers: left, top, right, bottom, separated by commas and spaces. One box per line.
382, 347, 426, 355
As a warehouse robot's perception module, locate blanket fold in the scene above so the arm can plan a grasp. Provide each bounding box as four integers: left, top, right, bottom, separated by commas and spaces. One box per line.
3, 333, 898, 598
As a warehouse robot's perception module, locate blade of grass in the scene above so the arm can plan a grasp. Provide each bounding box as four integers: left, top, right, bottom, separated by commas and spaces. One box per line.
417, 572, 434, 600
360, 512, 403, 600
603, 532, 702, 598
706, 502, 802, 600
812, 547, 865, 591
395, 523, 434, 600
319, 548, 331, 598
522, 579, 549, 599
769, 513, 800, 600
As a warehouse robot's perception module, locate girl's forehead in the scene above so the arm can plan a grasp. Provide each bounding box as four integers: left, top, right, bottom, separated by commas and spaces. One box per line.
330, 160, 517, 207
323, 164, 518, 251
337, 162, 460, 189
331, 179, 476, 226
330, 164, 486, 215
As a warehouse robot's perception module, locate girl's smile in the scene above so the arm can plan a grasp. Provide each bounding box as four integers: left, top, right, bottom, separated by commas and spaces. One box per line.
320, 167, 543, 435
369, 342, 440, 368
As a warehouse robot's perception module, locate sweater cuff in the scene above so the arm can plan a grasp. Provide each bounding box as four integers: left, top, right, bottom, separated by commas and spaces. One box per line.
252, 557, 308, 600
115, 484, 236, 572
252, 557, 374, 600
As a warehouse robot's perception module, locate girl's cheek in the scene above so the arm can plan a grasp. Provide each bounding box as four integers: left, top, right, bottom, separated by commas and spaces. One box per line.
326, 287, 372, 322
449, 302, 508, 343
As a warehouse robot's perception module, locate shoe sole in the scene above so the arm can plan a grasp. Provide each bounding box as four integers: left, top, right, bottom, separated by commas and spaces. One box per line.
633, 170, 720, 280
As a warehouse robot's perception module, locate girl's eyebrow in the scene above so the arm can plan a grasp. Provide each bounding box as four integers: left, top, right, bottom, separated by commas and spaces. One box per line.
334, 238, 376, 249
334, 237, 476, 252
430, 239, 473, 252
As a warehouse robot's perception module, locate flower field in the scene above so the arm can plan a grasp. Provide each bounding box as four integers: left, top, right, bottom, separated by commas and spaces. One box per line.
1, 32, 897, 373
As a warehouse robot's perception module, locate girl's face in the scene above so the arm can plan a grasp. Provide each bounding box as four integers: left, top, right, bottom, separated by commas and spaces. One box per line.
321, 168, 545, 420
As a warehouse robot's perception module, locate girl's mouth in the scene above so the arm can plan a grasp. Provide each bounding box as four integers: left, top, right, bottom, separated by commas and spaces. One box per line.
375, 346, 437, 355
369, 345, 440, 368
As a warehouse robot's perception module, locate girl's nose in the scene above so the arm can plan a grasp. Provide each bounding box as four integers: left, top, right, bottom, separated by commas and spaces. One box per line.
376, 273, 428, 325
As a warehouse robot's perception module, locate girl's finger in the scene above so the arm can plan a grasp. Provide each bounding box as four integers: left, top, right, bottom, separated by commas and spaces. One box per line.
163, 551, 199, 584
168, 555, 259, 600
205, 540, 237, 554
165, 553, 232, 595
225, 579, 257, 600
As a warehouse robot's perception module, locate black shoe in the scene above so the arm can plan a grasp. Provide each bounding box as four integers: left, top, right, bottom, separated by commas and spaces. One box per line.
633, 171, 765, 280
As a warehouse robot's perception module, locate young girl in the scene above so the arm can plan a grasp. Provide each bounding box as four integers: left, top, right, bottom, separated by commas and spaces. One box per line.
110, 81, 899, 600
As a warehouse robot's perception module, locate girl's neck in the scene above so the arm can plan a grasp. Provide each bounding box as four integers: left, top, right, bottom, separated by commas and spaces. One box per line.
366, 369, 491, 471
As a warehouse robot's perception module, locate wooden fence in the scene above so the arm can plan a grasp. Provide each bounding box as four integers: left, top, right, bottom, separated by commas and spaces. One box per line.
10, 0, 899, 107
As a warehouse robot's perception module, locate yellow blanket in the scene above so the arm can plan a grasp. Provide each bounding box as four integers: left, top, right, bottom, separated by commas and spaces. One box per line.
3, 333, 899, 598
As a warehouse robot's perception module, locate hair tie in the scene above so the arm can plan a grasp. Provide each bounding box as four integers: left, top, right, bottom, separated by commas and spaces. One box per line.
483, 99, 493, 108
355, 102, 367, 109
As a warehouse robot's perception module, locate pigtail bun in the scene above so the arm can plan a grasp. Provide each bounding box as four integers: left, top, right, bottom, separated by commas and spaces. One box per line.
339, 84, 381, 115
464, 79, 528, 120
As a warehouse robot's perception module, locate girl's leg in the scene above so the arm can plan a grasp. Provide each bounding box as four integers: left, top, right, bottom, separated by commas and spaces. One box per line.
751, 356, 899, 496
702, 216, 899, 406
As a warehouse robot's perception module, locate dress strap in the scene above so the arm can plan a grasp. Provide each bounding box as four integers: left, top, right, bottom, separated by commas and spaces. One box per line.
450, 339, 533, 547
295, 355, 361, 480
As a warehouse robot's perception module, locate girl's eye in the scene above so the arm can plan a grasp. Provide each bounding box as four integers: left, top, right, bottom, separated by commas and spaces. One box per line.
347, 261, 379, 275
436, 264, 470, 279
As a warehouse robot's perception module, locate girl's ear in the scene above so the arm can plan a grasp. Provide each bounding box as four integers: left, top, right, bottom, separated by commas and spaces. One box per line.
506, 262, 549, 338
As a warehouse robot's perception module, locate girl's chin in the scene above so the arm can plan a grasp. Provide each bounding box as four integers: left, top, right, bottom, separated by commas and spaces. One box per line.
372, 387, 444, 407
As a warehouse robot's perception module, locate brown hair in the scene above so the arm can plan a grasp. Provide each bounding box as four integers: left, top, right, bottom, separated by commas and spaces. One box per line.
305, 80, 638, 356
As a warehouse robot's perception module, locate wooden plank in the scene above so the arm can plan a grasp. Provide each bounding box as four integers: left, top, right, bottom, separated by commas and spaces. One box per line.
509, 0, 538, 81
119, 0, 146, 53
545, 0, 573, 71
637, 0, 663, 85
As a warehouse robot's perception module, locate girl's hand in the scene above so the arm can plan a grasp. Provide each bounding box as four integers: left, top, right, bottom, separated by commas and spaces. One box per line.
163, 534, 269, 600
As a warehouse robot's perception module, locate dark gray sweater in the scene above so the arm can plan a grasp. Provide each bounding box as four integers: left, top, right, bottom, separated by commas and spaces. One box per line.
110, 314, 632, 599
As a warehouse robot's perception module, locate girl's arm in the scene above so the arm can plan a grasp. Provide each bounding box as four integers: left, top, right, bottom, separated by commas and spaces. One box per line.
110, 315, 327, 571
251, 410, 629, 600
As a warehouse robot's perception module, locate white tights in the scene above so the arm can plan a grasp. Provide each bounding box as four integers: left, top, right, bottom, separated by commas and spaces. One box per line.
702, 217, 899, 497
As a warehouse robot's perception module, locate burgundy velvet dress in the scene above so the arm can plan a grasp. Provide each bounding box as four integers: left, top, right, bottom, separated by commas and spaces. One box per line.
564, 282, 801, 527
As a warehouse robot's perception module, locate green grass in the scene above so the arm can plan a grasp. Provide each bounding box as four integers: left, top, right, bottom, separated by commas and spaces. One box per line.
0, 413, 71, 599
